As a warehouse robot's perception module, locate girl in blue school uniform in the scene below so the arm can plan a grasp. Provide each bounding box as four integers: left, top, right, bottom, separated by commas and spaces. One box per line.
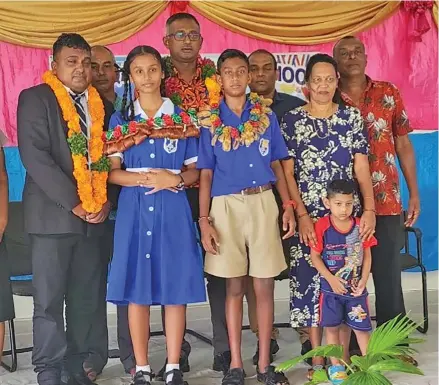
105, 45, 206, 385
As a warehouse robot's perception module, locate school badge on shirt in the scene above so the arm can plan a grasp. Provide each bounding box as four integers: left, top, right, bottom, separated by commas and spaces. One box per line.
259, 138, 270, 157
164, 138, 178, 154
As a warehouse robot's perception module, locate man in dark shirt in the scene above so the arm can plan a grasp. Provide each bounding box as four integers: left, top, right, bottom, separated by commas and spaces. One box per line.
249, 49, 305, 123
248, 49, 311, 363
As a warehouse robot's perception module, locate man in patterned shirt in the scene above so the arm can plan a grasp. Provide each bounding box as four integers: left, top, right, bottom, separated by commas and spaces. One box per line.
160, 12, 231, 377
333, 36, 420, 358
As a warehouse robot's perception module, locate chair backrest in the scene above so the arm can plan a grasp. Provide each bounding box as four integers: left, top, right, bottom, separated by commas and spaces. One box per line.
3, 202, 32, 277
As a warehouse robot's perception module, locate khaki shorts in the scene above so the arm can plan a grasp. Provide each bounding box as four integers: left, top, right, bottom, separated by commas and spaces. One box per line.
204, 189, 287, 278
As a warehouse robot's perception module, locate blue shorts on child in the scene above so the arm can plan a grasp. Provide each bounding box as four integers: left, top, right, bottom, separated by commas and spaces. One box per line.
319, 290, 372, 332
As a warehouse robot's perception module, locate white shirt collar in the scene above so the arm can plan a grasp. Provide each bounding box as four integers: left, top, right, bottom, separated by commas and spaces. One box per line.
63, 84, 88, 99
134, 98, 174, 119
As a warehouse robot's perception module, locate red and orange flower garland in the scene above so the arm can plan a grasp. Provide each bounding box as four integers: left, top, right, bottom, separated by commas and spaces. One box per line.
43, 70, 110, 213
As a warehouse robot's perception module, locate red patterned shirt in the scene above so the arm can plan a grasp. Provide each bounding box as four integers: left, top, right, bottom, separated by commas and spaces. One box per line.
341, 76, 412, 216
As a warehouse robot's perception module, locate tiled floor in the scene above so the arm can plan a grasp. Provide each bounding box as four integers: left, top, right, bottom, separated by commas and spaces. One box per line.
1, 290, 438, 385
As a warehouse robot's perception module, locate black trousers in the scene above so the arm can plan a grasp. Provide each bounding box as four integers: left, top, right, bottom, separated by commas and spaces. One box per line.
117, 305, 134, 372
350, 215, 405, 351
83, 221, 115, 374
206, 274, 229, 354
31, 234, 103, 385
0, 241, 15, 323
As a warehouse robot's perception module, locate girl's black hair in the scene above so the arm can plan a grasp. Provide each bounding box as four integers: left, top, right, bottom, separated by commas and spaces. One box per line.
305, 53, 341, 104
120, 45, 164, 121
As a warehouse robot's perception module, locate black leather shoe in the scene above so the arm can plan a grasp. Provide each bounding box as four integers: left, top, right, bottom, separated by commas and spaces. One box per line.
252, 339, 279, 365
71, 371, 97, 385
212, 350, 231, 374
156, 339, 191, 380
222, 368, 245, 385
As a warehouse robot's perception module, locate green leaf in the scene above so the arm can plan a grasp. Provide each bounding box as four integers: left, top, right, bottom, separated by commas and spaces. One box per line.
309, 368, 329, 384
170, 93, 182, 106
67, 133, 87, 155
202, 64, 216, 79
350, 354, 379, 371
91, 157, 111, 172
276, 344, 343, 372
368, 358, 424, 376
343, 371, 392, 385
367, 314, 422, 359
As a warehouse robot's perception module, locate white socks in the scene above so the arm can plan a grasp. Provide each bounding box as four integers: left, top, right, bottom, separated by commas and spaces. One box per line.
136, 365, 151, 382
166, 363, 180, 383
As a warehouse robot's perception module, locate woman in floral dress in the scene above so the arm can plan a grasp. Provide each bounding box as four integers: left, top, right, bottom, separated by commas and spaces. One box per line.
280, 54, 376, 377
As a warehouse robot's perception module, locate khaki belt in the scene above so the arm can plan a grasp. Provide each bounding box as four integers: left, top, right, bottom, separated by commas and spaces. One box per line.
237, 183, 272, 196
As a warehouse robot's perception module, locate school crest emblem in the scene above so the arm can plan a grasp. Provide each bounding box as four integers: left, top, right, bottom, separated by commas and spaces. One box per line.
164, 138, 178, 154
259, 138, 270, 157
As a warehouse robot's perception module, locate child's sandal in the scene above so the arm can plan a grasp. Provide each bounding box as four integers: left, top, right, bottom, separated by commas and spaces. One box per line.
327, 365, 348, 385
257, 365, 289, 385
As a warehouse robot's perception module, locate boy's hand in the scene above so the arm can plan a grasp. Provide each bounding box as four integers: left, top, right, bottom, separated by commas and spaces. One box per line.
200, 219, 220, 255
351, 279, 367, 297
328, 276, 347, 295
282, 206, 296, 239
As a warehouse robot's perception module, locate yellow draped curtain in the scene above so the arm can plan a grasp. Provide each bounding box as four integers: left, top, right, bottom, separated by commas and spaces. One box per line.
434, 0, 438, 26
0, 1, 168, 48
191, 1, 400, 44
0, 1, 435, 48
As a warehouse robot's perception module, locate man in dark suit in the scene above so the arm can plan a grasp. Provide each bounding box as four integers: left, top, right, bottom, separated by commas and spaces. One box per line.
17, 33, 115, 385
248, 49, 312, 364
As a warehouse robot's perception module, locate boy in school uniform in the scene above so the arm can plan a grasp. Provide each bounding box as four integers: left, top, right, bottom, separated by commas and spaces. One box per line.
0, 130, 15, 364
197, 49, 294, 385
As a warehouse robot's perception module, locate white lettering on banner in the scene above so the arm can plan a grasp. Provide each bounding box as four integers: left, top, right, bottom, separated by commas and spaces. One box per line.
51, 52, 317, 100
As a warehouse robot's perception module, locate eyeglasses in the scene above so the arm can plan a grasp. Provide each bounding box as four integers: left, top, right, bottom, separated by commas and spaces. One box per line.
167, 31, 201, 41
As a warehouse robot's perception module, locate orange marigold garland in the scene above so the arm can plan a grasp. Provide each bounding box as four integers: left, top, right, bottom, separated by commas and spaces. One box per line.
43, 70, 110, 213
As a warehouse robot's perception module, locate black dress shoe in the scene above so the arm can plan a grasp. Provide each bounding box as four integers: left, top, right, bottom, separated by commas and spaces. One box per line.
222, 368, 245, 385
213, 350, 231, 374
252, 339, 279, 365
71, 371, 97, 385
156, 339, 191, 380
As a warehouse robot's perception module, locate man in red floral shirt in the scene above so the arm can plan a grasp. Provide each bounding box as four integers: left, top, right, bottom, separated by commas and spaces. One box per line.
159, 12, 231, 378
334, 36, 420, 357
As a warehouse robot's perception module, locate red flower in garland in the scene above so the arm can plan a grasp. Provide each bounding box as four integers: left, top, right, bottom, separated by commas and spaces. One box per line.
128, 121, 137, 133
146, 118, 155, 127
250, 120, 259, 128
212, 116, 222, 129
163, 115, 174, 126
113, 126, 122, 139
180, 112, 192, 125
231, 128, 239, 139
165, 77, 180, 96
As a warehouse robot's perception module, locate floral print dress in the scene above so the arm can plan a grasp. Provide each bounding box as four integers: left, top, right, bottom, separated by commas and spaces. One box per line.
280, 105, 369, 327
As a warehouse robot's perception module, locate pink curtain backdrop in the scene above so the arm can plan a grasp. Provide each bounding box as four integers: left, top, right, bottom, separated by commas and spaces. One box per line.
0, 6, 437, 146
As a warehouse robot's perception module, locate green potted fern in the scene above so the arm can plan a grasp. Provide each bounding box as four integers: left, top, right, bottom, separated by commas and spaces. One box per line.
276, 315, 425, 384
